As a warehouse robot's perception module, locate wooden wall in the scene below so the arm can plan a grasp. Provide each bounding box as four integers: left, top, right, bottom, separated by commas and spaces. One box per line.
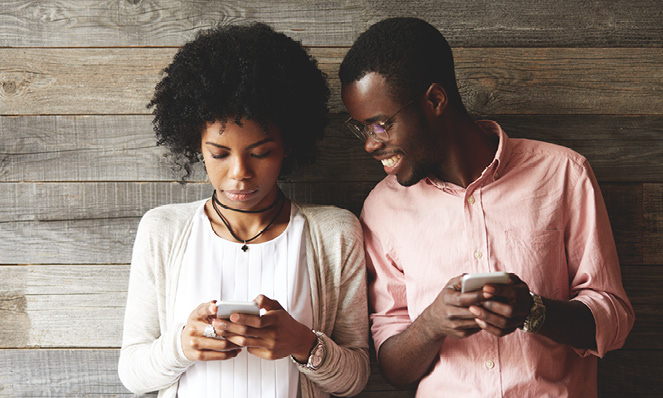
1, 1, 661, 396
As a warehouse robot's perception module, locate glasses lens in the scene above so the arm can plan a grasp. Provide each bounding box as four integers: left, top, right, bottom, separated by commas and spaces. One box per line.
345, 119, 368, 141
368, 123, 389, 142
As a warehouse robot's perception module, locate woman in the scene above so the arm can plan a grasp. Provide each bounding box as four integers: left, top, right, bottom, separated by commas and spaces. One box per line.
118, 23, 369, 398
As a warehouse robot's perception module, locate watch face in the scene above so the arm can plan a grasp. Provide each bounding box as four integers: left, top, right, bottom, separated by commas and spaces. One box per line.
530, 308, 545, 330
311, 345, 324, 368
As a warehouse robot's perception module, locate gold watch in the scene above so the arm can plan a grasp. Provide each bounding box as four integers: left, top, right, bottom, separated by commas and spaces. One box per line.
522, 292, 546, 334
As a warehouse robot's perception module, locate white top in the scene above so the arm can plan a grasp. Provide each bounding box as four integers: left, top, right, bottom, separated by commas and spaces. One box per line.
173, 202, 312, 398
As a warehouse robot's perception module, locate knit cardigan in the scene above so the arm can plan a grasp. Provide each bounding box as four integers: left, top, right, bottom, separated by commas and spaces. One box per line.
118, 200, 370, 397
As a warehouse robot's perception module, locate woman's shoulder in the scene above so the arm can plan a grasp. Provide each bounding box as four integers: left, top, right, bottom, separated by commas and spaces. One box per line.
138, 199, 206, 232
294, 202, 361, 234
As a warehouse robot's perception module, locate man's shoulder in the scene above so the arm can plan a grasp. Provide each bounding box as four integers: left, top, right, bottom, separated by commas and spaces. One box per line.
510, 137, 588, 169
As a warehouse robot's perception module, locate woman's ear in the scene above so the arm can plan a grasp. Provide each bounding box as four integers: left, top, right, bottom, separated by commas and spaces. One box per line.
423, 83, 448, 116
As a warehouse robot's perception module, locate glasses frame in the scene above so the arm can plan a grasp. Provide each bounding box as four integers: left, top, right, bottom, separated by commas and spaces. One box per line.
344, 99, 414, 143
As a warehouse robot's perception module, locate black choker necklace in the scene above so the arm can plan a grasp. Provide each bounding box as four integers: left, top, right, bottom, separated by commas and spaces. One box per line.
211, 191, 286, 252
212, 190, 282, 213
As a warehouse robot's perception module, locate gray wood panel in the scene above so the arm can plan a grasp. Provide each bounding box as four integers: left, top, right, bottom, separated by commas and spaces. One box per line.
0, 182, 658, 265
0, 265, 129, 348
0, 264, 658, 349
1, 1, 662, 48
2, 115, 662, 183
2, 48, 662, 115
0, 348, 658, 397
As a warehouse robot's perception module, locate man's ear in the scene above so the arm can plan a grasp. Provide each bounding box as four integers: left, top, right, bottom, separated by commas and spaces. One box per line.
423, 83, 448, 116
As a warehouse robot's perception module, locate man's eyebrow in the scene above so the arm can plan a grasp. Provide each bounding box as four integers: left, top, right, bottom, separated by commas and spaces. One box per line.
364, 114, 388, 124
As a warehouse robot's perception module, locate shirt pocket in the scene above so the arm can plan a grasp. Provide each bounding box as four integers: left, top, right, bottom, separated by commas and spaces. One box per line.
504, 229, 566, 299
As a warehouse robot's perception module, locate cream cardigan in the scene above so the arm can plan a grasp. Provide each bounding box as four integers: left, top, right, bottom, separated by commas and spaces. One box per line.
118, 200, 370, 397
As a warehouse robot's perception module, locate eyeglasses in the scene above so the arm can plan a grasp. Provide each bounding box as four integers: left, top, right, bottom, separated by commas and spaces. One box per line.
344, 100, 414, 143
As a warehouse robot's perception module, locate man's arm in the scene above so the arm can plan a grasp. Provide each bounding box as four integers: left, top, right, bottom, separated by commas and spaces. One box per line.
377, 276, 484, 388
468, 276, 596, 349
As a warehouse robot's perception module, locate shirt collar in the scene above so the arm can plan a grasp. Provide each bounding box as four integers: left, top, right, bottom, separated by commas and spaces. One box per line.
426, 120, 511, 191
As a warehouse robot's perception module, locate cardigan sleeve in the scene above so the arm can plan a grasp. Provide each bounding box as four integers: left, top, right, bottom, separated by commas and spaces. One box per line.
297, 206, 370, 397
118, 208, 195, 394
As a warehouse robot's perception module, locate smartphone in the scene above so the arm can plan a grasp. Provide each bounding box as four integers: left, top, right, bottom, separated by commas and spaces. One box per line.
461, 271, 509, 293
216, 300, 260, 319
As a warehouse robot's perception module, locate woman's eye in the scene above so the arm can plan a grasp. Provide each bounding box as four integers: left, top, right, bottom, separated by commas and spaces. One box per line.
251, 151, 271, 159
211, 153, 228, 159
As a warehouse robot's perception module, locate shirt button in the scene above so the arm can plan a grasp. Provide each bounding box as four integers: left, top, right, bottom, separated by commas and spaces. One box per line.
474, 250, 482, 260
485, 360, 495, 369
467, 195, 475, 205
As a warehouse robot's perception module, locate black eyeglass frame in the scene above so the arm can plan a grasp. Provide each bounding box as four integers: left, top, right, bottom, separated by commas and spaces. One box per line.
344, 99, 414, 143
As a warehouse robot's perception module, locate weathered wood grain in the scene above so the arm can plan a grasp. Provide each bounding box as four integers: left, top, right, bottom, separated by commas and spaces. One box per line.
0, 347, 657, 397
0, 265, 129, 348
598, 350, 663, 397
0, 349, 150, 397
2, 115, 662, 183
0, 264, 657, 349
2, 48, 663, 115
1, 0, 662, 48
644, 183, 663, 264
0, 182, 656, 265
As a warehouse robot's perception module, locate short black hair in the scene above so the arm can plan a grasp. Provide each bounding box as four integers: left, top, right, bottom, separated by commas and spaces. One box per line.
340, 17, 466, 114
149, 22, 330, 180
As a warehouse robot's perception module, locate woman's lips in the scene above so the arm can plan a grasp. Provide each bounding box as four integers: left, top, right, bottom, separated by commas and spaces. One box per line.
222, 189, 258, 202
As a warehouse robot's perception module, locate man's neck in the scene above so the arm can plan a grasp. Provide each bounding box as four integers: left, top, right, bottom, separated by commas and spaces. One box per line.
432, 115, 499, 188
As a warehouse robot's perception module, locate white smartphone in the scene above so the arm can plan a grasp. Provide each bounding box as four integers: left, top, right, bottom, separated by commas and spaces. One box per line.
216, 300, 260, 319
461, 271, 509, 293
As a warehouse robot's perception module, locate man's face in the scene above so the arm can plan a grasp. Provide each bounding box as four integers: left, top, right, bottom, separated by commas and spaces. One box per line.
341, 72, 438, 187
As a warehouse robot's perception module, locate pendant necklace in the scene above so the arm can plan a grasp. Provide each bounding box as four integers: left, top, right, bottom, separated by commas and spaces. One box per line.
211, 190, 286, 252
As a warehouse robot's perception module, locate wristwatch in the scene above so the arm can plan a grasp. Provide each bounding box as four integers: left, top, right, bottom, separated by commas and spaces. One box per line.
521, 292, 546, 334
292, 331, 326, 370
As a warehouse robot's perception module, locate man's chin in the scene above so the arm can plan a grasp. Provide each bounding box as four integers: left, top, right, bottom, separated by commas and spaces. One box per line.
395, 165, 429, 187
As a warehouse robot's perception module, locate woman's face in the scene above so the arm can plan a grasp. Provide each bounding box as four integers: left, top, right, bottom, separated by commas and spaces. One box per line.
201, 118, 285, 210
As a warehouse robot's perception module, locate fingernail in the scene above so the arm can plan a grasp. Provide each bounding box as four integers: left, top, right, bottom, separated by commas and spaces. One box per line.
469, 306, 481, 316
476, 319, 487, 328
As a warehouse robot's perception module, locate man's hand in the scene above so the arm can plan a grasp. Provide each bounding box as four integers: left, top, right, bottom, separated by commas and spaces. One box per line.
468, 273, 532, 337
418, 275, 486, 341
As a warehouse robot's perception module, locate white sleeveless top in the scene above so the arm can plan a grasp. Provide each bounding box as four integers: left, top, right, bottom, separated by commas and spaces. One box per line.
173, 202, 312, 398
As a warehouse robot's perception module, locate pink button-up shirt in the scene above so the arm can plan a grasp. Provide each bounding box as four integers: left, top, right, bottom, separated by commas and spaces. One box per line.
361, 121, 634, 397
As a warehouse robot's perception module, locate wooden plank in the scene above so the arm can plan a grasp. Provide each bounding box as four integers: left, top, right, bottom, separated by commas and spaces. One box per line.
0, 265, 128, 348
0, 263, 659, 349
644, 184, 663, 264
598, 349, 663, 397
2, 114, 662, 183
1, 1, 662, 48
0, 182, 652, 265
0, 349, 151, 397
2, 48, 663, 115
0, 348, 658, 397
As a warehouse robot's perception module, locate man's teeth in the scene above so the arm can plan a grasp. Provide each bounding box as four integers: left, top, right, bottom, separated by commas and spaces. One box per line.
381, 154, 402, 167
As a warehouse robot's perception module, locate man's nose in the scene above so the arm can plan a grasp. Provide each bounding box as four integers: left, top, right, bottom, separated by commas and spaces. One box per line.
364, 136, 384, 153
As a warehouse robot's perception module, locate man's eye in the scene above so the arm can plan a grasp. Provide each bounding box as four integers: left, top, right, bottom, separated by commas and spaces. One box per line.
372, 123, 388, 134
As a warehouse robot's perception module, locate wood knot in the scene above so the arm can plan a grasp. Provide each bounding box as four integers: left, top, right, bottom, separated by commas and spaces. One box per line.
2, 80, 17, 95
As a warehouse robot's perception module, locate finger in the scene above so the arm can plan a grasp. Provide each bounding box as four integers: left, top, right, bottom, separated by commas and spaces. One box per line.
190, 301, 218, 322
445, 275, 465, 291
474, 318, 518, 337
227, 312, 268, 328
225, 334, 268, 349
255, 295, 283, 312
215, 318, 264, 339
445, 289, 485, 307
470, 304, 524, 330
188, 347, 242, 362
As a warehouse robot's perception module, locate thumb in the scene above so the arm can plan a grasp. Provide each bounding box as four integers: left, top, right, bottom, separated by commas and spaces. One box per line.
255, 294, 283, 312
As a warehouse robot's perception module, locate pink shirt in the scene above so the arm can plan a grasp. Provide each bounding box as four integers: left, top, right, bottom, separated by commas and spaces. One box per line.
361, 121, 634, 398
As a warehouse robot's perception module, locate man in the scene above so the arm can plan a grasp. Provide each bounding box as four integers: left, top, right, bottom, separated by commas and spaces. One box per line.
339, 17, 634, 397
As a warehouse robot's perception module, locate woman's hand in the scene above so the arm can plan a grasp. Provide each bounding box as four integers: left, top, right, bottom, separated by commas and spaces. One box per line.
214, 295, 317, 362
181, 301, 243, 361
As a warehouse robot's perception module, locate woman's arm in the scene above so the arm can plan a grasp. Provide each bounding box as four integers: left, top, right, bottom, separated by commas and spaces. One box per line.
118, 209, 195, 394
